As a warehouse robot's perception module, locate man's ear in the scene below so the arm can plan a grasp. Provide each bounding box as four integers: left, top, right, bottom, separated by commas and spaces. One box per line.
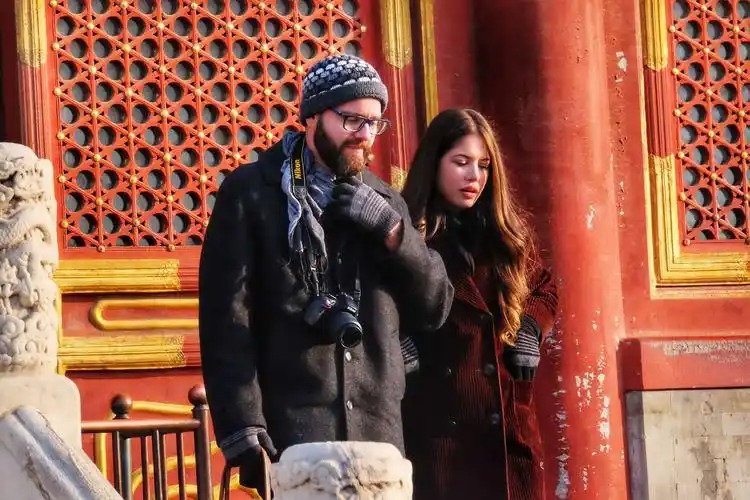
304, 115, 318, 129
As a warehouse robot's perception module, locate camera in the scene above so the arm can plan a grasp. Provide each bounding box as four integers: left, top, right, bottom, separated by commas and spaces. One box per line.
303, 293, 363, 348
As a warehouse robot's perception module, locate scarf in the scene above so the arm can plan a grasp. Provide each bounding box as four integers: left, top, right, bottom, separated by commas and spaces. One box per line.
280, 131, 335, 269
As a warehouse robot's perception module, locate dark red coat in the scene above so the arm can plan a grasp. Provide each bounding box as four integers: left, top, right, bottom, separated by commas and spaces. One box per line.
403, 245, 558, 499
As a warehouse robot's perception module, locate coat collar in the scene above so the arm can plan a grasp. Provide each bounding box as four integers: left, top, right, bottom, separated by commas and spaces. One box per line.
452, 271, 491, 315
431, 236, 491, 314
258, 140, 392, 198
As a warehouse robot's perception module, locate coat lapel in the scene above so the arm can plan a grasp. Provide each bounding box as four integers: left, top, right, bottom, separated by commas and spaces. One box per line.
452, 270, 491, 315
431, 235, 491, 315
362, 171, 392, 199
259, 141, 286, 185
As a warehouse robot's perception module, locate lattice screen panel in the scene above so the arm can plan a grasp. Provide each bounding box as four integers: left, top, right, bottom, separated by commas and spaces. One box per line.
671, 0, 750, 243
51, 0, 364, 251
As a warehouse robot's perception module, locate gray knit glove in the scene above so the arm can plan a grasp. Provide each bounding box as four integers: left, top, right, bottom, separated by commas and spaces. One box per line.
225, 428, 277, 490
329, 177, 402, 239
224, 427, 277, 467
503, 315, 542, 381
401, 335, 420, 374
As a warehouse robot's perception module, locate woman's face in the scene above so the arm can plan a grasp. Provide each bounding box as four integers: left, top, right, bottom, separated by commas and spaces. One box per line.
436, 133, 490, 211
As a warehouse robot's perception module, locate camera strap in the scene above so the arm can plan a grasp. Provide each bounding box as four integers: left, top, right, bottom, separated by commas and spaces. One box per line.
290, 137, 360, 312
334, 234, 362, 314
290, 136, 307, 202
290, 137, 328, 294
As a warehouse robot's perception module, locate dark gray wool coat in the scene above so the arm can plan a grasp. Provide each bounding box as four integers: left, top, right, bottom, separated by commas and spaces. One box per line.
198, 141, 453, 461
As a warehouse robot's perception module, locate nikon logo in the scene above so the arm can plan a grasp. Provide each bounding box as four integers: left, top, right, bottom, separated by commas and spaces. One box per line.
293, 158, 303, 180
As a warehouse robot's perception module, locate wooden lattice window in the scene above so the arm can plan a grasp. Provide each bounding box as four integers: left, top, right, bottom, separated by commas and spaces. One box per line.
642, 0, 750, 288
670, 0, 750, 245
51, 0, 367, 252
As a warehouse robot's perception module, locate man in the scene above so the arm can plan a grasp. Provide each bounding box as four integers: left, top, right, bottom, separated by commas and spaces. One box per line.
198, 54, 453, 488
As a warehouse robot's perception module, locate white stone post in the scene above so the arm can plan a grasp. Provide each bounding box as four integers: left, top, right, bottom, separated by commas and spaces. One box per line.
271, 441, 413, 500
0, 143, 81, 447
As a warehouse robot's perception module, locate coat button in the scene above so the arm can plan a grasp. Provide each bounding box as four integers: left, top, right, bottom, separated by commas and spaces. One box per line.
444, 367, 453, 377
447, 418, 458, 430
489, 412, 501, 426
483, 363, 497, 376
344, 351, 352, 362
346, 400, 353, 411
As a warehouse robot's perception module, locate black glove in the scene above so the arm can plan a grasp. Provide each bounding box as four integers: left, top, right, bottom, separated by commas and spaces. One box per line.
329, 177, 402, 240
503, 315, 542, 381
228, 430, 277, 490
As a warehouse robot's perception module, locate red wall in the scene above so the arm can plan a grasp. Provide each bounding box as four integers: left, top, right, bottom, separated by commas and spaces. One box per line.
431, 0, 750, 498
431, 0, 480, 111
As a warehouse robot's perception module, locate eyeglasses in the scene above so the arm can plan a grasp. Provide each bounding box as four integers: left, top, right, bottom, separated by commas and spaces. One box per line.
330, 108, 390, 136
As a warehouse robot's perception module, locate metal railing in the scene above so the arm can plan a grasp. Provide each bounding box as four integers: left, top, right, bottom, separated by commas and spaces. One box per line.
82, 385, 213, 500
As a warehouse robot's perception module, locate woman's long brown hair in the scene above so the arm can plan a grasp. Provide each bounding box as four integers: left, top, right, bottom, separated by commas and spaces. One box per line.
401, 108, 534, 344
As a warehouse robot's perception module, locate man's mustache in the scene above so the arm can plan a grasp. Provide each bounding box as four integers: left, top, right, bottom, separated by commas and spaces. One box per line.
340, 141, 369, 151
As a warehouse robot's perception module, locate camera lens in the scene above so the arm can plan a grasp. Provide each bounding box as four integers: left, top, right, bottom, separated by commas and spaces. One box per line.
339, 323, 363, 349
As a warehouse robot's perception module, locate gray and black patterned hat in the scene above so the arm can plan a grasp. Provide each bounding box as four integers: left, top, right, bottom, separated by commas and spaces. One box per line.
300, 54, 388, 121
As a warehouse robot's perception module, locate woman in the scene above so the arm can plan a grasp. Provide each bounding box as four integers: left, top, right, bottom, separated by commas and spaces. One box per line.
401, 109, 558, 499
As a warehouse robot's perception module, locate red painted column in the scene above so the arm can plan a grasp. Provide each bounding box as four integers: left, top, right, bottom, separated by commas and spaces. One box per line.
12, 0, 55, 159
0, 2, 21, 143
472, 1, 628, 498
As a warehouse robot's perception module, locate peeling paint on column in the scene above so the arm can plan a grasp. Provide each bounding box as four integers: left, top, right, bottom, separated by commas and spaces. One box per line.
544, 322, 570, 500
585, 205, 596, 229
616, 51, 628, 71
599, 396, 611, 453
575, 372, 596, 410
572, 347, 612, 458
556, 460, 571, 499
546, 322, 571, 499
581, 466, 589, 491
615, 51, 628, 83
595, 348, 611, 455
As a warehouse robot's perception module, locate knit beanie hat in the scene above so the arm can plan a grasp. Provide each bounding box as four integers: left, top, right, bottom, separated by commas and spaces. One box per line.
299, 54, 389, 121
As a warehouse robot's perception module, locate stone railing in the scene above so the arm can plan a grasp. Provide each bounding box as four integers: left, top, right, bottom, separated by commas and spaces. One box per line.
0, 406, 121, 499
271, 441, 413, 499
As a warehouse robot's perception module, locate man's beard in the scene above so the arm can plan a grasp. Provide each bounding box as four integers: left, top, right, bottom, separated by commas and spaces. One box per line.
314, 123, 370, 177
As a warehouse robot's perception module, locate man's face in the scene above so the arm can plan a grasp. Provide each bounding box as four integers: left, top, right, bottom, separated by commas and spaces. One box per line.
309, 98, 382, 177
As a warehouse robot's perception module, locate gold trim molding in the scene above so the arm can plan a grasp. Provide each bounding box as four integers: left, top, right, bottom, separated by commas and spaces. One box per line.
642, 0, 668, 71
90, 298, 198, 331
15, 0, 47, 67
58, 334, 186, 372
55, 259, 181, 294
131, 401, 192, 416
418, 0, 439, 123
647, 154, 750, 288
380, 0, 413, 69
390, 165, 406, 191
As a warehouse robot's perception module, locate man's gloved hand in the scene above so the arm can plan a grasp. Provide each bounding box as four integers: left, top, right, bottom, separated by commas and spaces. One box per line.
329, 177, 401, 240
228, 429, 277, 490
503, 315, 542, 382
